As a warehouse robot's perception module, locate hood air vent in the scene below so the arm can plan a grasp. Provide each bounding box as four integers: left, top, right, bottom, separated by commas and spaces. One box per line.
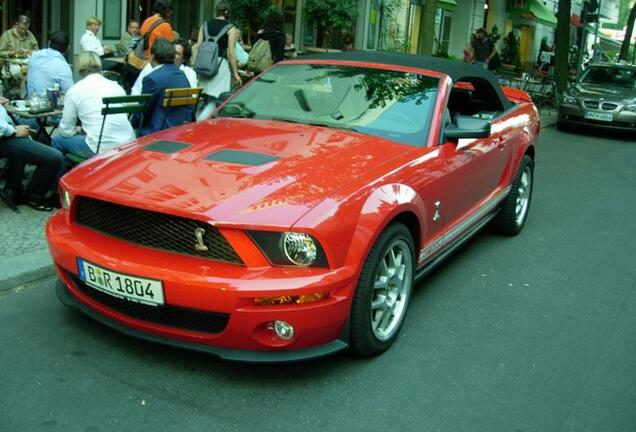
144, 141, 191, 154
204, 149, 280, 166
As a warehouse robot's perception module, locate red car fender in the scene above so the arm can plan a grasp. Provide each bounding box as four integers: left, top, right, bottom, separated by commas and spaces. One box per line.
295, 183, 427, 273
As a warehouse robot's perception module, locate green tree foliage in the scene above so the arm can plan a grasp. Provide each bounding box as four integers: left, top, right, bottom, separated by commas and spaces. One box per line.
304, 0, 358, 48
231, 0, 274, 41
605, 0, 634, 30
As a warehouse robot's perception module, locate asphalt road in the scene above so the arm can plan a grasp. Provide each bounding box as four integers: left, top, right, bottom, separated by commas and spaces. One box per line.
1, 126, 635, 432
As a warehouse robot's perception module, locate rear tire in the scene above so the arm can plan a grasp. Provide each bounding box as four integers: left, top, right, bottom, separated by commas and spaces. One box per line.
492, 155, 534, 236
350, 223, 415, 356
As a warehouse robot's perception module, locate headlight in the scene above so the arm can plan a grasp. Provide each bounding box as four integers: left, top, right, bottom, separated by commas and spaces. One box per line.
248, 231, 328, 267
60, 186, 73, 210
282, 232, 317, 266
625, 102, 636, 112
562, 94, 577, 104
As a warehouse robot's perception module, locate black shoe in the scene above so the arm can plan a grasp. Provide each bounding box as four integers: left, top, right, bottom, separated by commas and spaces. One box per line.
26, 195, 53, 212
0, 188, 21, 212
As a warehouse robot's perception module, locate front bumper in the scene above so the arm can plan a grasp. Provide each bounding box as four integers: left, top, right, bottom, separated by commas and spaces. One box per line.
558, 104, 636, 132
47, 210, 356, 362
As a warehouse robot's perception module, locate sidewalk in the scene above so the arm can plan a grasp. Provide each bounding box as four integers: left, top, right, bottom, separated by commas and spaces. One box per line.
0, 109, 558, 293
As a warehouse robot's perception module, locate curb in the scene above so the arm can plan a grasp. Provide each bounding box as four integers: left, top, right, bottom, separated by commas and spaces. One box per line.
0, 249, 55, 293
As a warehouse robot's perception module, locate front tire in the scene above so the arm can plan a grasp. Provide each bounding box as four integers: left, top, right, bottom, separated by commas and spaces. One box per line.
350, 223, 415, 356
493, 155, 534, 235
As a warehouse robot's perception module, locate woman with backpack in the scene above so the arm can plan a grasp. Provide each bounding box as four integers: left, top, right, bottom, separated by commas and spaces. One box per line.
193, 0, 240, 120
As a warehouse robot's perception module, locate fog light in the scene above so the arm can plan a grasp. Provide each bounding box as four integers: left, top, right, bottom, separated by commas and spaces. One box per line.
273, 320, 295, 340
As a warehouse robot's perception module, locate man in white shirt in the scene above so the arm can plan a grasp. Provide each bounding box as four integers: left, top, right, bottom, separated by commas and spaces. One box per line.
79, 16, 112, 57
131, 38, 196, 95
52, 52, 135, 160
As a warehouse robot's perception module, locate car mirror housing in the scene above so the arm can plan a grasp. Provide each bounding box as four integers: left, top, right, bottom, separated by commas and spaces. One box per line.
445, 115, 491, 140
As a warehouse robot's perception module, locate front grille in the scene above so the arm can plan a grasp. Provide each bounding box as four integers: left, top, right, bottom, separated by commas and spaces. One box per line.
74, 197, 243, 264
583, 100, 599, 109
67, 271, 230, 334
601, 102, 618, 111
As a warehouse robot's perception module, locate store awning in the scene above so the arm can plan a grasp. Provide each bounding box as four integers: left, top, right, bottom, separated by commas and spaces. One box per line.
584, 24, 623, 48
508, 0, 557, 29
527, 0, 557, 28
436, 0, 457, 12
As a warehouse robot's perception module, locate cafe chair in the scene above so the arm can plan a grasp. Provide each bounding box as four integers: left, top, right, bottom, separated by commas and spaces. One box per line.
65, 94, 151, 165
160, 87, 203, 130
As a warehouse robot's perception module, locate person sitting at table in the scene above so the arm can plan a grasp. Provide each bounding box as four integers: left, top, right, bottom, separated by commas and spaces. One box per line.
132, 38, 191, 136
0, 15, 39, 57
27, 30, 73, 96
131, 38, 196, 95
115, 20, 140, 56
80, 17, 112, 57
0, 97, 64, 211
52, 52, 134, 161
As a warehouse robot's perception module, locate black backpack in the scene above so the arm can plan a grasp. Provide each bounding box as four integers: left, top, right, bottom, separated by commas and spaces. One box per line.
194, 22, 233, 79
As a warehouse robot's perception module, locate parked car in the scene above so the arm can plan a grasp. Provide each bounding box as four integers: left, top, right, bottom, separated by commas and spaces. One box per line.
558, 63, 636, 132
47, 52, 539, 362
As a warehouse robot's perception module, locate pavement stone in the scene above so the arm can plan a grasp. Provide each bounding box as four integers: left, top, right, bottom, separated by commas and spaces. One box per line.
0, 109, 558, 292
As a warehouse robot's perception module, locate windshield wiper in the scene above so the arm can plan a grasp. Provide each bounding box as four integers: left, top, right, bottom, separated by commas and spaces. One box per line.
269, 117, 361, 133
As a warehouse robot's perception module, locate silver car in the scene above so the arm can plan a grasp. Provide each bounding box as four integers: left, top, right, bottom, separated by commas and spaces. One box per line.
558, 63, 636, 132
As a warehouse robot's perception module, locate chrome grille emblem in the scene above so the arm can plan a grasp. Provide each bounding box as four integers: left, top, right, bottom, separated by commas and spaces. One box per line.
194, 227, 209, 252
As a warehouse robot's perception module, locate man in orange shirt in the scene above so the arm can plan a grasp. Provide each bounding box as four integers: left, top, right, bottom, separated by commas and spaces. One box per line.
140, 0, 175, 57
125, 0, 175, 87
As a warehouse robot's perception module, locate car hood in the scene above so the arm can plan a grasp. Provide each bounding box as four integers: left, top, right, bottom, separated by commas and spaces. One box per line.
570, 83, 636, 100
65, 118, 413, 228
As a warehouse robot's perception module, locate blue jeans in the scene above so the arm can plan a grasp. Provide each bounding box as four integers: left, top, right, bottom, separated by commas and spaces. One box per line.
52, 134, 95, 183
52, 134, 95, 159
0, 136, 64, 197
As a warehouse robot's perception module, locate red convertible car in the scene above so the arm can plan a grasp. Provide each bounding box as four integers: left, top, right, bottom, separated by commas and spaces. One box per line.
47, 52, 539, 362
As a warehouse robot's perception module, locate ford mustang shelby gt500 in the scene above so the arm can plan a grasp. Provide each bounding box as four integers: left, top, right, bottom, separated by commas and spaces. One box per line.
47, 52, 539, 362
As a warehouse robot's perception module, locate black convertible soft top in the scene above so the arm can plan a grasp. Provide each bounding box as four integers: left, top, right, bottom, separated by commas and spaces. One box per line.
299, 51, 513, 110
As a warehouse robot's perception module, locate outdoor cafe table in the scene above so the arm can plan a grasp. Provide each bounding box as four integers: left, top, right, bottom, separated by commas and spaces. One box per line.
5, 104, 63, 145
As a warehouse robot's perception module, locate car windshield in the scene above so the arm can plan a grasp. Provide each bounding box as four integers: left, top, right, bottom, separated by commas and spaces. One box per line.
580, 66, 636, 89
217, 64, 439, 147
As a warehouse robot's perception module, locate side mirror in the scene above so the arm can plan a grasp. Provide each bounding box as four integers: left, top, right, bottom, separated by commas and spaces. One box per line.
444, 115, 491, 140
217, 91, 233, 104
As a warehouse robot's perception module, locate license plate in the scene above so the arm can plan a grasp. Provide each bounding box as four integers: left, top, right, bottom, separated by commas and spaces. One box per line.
77, 258, 164, 306
584, 111, 613, 122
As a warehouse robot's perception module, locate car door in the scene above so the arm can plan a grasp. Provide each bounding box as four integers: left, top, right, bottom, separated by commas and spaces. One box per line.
436, 84, 514, 242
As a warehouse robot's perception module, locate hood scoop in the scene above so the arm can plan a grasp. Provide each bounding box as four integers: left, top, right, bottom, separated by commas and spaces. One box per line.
144, 141, 191, 154
204, 149, 280, 166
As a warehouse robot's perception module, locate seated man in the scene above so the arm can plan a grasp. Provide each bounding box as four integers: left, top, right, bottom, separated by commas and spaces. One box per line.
133, 38, 192, 136
0, 15, 39, 56
27, 30, 74, 96
80, 17, 112, 57
0, 97, 63, 211
131, 38, 196, 95
115, 20, 140, 56
53, 52, 135, 160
